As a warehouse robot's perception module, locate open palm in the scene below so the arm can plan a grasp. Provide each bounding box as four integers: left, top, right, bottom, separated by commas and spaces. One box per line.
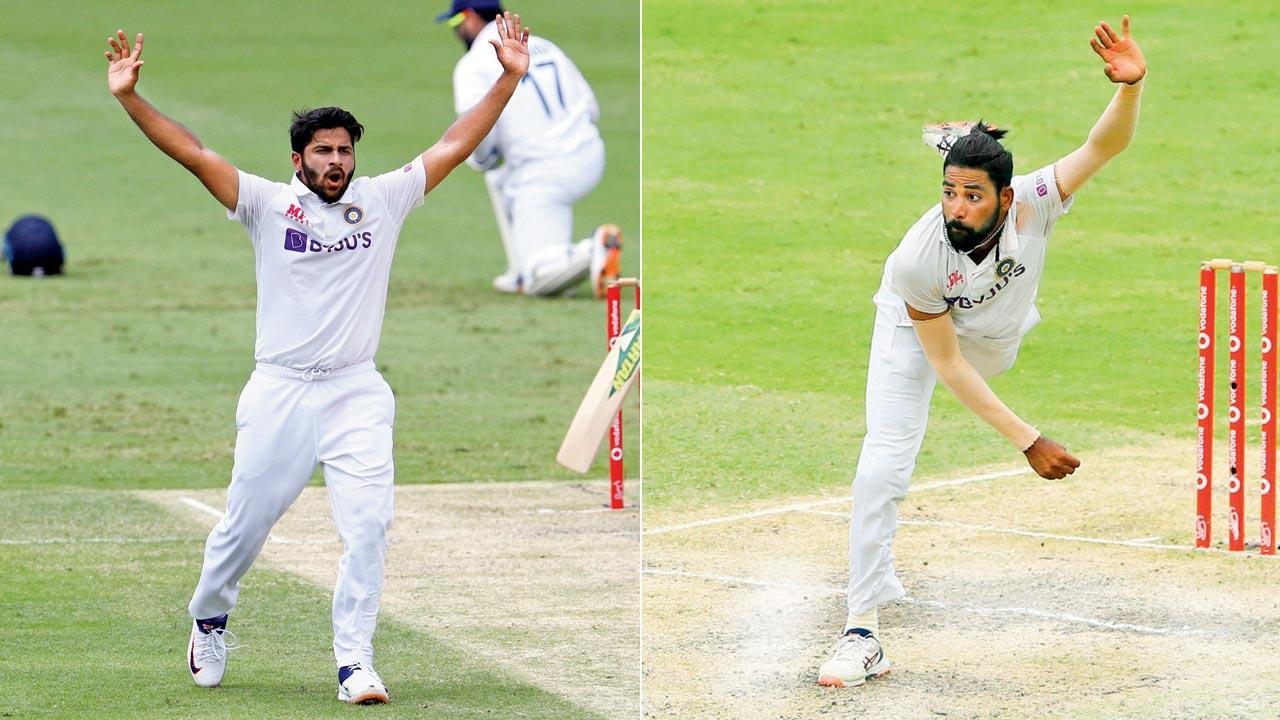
105, 29, 145, 96
488, 11, 530, 77
1090, 15, 1146, 85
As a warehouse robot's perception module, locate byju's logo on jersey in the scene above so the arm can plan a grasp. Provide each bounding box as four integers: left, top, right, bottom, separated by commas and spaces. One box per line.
944, 263, 1026, 309
284, 229, 308, 253
283, 228, 374, 254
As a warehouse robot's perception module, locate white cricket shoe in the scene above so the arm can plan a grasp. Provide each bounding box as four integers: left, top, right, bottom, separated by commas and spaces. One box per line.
187, 619, 238, 688
492, 272, 521, 294
817, 632, 891, 688
338, 662, 390, 704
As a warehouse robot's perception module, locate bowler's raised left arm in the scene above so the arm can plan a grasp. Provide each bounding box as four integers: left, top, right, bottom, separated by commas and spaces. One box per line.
1054, 15, 1147, 200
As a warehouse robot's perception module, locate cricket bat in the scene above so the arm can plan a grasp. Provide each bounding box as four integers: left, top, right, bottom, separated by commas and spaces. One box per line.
557, 309, 642, 473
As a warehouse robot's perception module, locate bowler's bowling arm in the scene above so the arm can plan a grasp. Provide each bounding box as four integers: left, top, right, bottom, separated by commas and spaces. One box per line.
907, 304, 1040, 451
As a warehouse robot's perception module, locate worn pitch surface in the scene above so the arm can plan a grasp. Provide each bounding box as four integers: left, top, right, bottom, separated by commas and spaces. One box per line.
644, 439, 1280, 719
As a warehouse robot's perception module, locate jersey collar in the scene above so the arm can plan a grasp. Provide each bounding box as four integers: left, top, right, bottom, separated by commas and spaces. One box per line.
1000, 199, 1020, 257
291, 172, 357, 205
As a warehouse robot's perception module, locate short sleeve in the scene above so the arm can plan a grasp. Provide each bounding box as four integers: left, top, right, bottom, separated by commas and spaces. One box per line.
1012, 163, 1073, 238
890, 250, 949, 315
368, 158, 427, 225
228, 170, 282, 234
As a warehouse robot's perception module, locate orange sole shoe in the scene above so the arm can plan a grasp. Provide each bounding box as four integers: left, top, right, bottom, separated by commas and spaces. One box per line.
817, 667, 890, 688
593, 223, 623, 299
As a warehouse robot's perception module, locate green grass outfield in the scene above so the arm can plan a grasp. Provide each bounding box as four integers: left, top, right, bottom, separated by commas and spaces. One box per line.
0, 0, 638, 489
643, 0, 1280, 510
0, 0, 636, 716
1, 489, 600, 719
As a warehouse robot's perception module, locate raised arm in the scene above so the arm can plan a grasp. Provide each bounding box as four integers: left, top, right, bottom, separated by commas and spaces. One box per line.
907, 304, 1081, 479
421, 12, 530, 194
1054, 15, 1147, 200
105, 29, 239, 211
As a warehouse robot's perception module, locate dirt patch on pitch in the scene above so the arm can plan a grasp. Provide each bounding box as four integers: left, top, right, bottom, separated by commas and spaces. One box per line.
145, 480, 640, 720
644, 437, 1280, 719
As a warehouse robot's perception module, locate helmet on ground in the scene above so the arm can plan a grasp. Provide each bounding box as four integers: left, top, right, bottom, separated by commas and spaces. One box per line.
4, 215, 64, 276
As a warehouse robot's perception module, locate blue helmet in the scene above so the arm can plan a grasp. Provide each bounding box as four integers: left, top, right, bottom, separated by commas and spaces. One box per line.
435, 0, 503, 23
4, 215, 64, 276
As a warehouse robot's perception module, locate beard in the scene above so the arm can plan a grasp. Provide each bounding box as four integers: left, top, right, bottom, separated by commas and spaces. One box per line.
300, 162, 353, 204
456, 27, 477, 50
945, 199, 1004, 253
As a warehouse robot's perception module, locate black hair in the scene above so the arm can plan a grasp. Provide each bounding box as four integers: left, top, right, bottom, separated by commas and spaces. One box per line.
943, 121, 1012, 190
289, 107, 364, 154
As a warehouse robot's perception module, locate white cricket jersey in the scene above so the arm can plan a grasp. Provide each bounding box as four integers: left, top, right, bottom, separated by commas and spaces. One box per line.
453, 21, 601, 169
875, 163, 1074, 347
228, 160, 426, 370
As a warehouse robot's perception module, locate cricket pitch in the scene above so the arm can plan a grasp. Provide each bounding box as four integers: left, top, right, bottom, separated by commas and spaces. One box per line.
146, 479, 640, 720
644, 438, 1280, 719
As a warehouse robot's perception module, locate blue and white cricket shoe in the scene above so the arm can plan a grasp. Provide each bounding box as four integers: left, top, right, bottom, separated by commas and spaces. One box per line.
338, 662, 389, 704
188, 616, 237, 688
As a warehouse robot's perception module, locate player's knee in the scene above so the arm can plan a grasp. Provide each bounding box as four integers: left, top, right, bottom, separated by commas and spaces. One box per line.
341, 509, 391, 548
856, 442, 919, 478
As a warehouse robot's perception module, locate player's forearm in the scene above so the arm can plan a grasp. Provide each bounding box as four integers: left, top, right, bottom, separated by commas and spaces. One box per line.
931, 356, 1040, 451
911, 314, 1039, 449
114, 90, 208, 170
439, 74, 520, 166
423, 72, 520, 192
464, 132, 500, 171
1084, 80, 1142, 159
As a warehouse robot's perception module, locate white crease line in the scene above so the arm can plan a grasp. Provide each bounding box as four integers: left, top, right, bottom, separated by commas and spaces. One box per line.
178, 497, 331, 546
644, 498, 849, 536
806, 509, 1190, 549
0, 536, 203, 546
645, 467, 1033, 536
643, 567, 843, 596
911, 467, 1034, 491
643, 567, 1200, 636
899, 597, 1201, 636
801, 511, 1280, 560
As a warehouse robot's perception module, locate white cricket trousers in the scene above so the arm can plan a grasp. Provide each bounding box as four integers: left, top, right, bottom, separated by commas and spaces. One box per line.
488, 137, 605, 295
845, 306, 1020, 628
189, 360, 395, 668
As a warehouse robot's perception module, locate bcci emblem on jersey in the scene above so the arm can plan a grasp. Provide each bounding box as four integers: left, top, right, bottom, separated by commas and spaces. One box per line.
996, 257, 1016, 278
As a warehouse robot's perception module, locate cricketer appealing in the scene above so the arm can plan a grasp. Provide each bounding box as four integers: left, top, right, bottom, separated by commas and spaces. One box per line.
105, 13, 533, 704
